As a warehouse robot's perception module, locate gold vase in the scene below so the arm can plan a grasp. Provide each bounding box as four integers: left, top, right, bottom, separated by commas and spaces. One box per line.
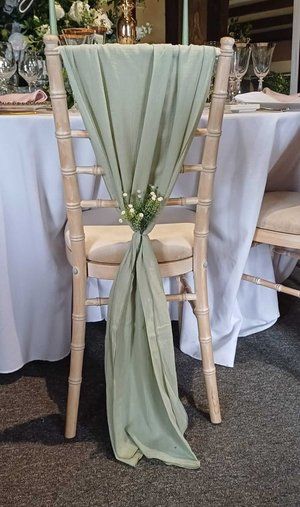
117, 0, 137, 44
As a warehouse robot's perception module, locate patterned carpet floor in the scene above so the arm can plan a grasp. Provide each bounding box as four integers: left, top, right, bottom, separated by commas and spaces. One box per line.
0, 269, 299, 506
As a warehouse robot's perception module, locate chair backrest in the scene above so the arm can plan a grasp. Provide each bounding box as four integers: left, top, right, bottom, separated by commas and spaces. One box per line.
44, 36, 233, 273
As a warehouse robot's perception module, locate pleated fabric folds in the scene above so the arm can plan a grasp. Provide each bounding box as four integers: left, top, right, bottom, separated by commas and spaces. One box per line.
60, 43, 215, 468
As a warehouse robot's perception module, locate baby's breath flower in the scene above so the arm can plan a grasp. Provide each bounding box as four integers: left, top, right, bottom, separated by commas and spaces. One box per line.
119, 185, 163, 233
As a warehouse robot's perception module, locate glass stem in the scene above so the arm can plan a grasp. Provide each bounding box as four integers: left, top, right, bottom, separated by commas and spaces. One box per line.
0, 78, 8, 94
258, 77, 264, 92
236, 78, 242, 95
228, 77, 236, 103
12, 72, 19, 91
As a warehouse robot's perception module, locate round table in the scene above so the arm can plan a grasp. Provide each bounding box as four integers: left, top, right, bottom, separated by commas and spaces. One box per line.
0, 109, 299, 372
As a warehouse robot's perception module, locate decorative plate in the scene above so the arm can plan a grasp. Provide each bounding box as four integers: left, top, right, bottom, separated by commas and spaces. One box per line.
0, 102, 52, 114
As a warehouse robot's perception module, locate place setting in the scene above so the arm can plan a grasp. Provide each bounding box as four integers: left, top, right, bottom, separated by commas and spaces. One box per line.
0, 0, 151, 115
0, 42, 52, 113
225, 39, 300, 113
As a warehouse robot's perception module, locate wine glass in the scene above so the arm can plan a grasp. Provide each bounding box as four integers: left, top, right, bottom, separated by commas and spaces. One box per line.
18, 50, 40, 92
0, 42, 17, 94
251, 42, 276, 92
232, 42, 252, 96
228, 53, 237, 103
36, 58, 48, 89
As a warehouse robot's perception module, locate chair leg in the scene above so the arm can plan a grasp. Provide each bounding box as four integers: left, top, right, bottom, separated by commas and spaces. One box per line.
176, 275, 184, 333
65, 274, 86, 439
195, 274, 221, 424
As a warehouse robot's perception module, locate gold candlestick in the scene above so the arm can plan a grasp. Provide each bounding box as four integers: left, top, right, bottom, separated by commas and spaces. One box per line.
117, 0, 137, 44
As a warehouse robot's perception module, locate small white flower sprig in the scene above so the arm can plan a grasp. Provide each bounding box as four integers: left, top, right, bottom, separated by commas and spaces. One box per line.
119, 185, 164, 233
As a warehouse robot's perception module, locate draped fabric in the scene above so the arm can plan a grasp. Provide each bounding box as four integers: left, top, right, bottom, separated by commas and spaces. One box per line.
60, 44, 215, 468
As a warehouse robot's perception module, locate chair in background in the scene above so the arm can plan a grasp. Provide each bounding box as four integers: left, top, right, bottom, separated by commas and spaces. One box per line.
243, 191, 300, 297
44, 35, 234, 439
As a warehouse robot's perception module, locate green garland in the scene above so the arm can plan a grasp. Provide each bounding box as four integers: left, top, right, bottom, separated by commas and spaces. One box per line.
264, 72, 290, 95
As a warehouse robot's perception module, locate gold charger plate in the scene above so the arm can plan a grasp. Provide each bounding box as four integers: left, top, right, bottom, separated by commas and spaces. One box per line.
0, 102, 52, 114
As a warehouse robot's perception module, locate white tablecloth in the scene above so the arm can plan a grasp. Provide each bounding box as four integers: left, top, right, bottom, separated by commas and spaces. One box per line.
0, 110, 299, 373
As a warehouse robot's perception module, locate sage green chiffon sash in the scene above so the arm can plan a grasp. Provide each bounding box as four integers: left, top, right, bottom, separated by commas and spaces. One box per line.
60, 44, 215, 468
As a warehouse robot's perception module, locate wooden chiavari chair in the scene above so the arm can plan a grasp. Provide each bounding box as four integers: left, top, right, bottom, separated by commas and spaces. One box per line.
44, 35, 234, 439
243, 191, 300, 297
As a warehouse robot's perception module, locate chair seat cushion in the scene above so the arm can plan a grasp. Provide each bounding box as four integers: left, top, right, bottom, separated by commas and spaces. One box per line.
257, 191, 300, 235
65, 208, 195, 264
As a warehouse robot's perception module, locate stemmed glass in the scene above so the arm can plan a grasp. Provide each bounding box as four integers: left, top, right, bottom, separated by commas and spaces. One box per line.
0, 42, 17, 94
18, 50, 41, 92
228, 55, 237, 103
232, 42, 252, 96
36, 58, 48, 88
251, 42, 276, 92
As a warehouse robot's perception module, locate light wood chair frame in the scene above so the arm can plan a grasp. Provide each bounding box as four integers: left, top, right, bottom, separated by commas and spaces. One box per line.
243, 222, 300, 298
44, 35, 234, 439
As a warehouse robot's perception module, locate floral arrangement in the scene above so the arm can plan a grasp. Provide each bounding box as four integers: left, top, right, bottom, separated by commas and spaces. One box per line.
119, 185, 164, 233
263, 72, 290, 95
228, 17, 252, 42
0, 0, 152, 52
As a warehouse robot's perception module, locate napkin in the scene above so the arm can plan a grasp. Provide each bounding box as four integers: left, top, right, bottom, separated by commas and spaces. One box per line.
236, 89, 300, 104
0, 90, 48, 105
262, 87, 300, 103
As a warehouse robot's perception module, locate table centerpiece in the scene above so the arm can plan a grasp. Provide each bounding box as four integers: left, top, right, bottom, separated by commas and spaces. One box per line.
0, 1, 152, 52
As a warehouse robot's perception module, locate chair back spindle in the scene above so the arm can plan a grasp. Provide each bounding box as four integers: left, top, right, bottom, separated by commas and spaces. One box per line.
194, 37, 233, 285
45, 38, 86, 282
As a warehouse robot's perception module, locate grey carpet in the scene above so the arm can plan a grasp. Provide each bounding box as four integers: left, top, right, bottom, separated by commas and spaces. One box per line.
0, 269, 299, 507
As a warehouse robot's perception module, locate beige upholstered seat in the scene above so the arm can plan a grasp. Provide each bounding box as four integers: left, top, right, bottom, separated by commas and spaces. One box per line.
243, 191, 300, 299
65, 208, 195, 265
66, 223, 195, 264
257, 191, 300, 235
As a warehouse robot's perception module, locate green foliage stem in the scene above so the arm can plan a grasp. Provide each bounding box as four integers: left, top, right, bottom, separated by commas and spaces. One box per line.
120, 185, 164, 233
263, 72, 290, 95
